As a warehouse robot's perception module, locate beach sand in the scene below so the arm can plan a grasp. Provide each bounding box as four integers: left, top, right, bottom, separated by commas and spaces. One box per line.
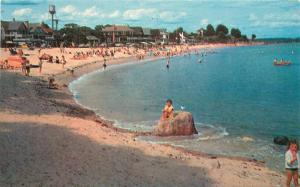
0, 45, 284, 186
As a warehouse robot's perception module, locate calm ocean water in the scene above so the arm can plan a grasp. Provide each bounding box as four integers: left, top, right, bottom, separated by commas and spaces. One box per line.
70, 43, 300, 171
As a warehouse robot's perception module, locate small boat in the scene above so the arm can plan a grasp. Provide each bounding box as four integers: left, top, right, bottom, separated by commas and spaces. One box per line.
273, 61, 291, 66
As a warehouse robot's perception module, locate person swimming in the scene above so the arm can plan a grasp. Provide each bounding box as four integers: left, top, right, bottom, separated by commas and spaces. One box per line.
166, 58, 170, 69
103, 58, 107, 69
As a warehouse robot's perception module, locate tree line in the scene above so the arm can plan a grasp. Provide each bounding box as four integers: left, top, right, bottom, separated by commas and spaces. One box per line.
57, 23, 256, 45
196, 24, 256, 43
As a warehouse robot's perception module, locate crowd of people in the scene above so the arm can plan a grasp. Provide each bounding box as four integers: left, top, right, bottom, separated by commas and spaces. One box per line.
1, 44, 197, 73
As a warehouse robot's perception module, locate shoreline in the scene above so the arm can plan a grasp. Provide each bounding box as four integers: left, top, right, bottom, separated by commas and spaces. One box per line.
55, 51, 173, 135
7, 43, 283, 162
56, 44, 272, 164
0, 43, 285, 186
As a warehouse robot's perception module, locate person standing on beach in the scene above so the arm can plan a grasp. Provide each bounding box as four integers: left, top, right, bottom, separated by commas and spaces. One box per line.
285, 139, 299, 187
62, 55, 67, 68
25, 59, 30, 76
21, 57, 26, 75
55, 56, 60, 64
38, 57, 43, 74
103, 57, 107, 69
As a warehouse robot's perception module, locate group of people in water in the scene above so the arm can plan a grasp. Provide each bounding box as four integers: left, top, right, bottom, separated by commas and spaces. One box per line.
165, 49, 209, 69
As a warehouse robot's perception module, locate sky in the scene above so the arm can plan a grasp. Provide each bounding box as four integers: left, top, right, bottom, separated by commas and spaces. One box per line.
1, 0, 300, 38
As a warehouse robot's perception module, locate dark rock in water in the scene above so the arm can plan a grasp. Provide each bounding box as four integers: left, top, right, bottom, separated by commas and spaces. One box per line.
154, 111, 198, 136
273, 136, 289, 145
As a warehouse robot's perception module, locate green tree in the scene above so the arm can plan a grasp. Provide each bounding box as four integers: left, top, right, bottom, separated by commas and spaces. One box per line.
64, 23, 79, 29
80, 26, 93, 35
205, 24, 215, 36
168, 32, 176, 42
251, 34, 256, 41
150, 29, 161, 42
95, 25, 104, 31
241, 35, 249, 42
174, 27, 184, 34
217, 32, 227, 42
172, 27, 186, 43
216, 24, 229, 35
59, 24, 93, 45
230, 28, 241, 38
94, 25, 104, 41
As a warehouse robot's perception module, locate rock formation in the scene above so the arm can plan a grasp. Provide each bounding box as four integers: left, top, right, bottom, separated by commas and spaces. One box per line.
154, 111, 198, 136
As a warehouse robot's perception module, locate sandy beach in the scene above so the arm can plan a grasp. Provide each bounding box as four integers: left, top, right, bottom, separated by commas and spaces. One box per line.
0, 44, 285, 186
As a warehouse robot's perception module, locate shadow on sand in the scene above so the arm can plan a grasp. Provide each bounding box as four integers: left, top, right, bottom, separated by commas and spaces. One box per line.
0, 71, 96, 119
0, 120, 213, 187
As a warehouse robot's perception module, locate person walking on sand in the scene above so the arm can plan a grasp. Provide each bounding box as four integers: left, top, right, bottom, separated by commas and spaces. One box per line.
285, 139, 299, 187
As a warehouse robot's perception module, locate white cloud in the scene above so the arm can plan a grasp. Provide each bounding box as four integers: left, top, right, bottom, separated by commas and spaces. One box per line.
2, 0, 44, 5
249, 13, 258, 21
108, 10, 120, 18
123, 8, 157, 20
123, 8, 187, 23
61, 5, 101, 19
81, 6, 98, 17
31, 12, 48, 21
40, 13, 49, 20
12, 8, 32, 17
249, 12, 300, 28
201, 19, 209, 26
61, 5, 77, 15
59, 6, 188, 25
160, 11, 186, 22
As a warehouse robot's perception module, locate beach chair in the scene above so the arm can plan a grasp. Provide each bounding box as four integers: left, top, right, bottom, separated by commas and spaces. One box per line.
7, 56, 25, 69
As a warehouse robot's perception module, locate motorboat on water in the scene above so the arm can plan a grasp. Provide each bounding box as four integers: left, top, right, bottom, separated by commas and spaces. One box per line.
273, 60, 292, 66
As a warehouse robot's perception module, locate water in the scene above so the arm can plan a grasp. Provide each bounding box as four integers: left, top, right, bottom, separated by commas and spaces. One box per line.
70, 43, 300, 171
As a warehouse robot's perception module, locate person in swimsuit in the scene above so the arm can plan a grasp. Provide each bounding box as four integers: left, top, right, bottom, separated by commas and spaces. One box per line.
166, 58, 170, 69
25, 58, 30, 76
285, 139, 299, 187
162, 99, 174, 120
103, 58, 107, 69
62, 55, 67, 68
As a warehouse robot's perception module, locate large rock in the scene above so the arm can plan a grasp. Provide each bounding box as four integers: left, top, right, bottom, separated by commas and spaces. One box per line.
154, 112, 198, 136
273, 136, 289, 145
